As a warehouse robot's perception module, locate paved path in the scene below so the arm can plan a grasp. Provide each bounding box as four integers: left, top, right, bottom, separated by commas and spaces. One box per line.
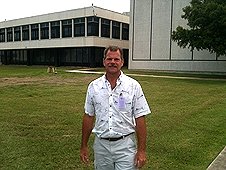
66, 69, 226, 81
207, 146, 226, 170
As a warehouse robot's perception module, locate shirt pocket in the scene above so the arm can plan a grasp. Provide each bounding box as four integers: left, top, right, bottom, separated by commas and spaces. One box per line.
116, 92, 134, 114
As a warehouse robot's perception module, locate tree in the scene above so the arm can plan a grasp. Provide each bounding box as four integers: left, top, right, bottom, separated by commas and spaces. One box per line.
172, 0, 226, 56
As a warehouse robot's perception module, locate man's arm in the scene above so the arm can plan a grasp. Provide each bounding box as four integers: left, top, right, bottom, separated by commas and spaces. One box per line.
80, 113, 95, 164
134, 116, 148, 168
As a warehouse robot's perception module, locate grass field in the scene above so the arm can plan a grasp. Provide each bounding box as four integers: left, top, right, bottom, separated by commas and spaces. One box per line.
0, 65, 225, 170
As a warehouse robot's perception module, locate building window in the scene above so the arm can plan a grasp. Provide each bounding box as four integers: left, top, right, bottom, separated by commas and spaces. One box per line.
112, 21, 120, 39
14, 26, 21, 41
122, 23, 129, 40
74, 18, 85, 37
22, 25, 29, 41
7, 28, 13, 42
87, 16, 99, 36
0, 28, 5, 42
31, 24, 39, 40
62, 19, 72, 38
101, 18, 110, 38
51, 21, 60, 38
41, 22, 49, 39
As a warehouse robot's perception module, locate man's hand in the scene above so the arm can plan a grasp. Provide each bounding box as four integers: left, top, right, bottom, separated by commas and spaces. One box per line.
135, 116, 148, 168
134, 150, 147, 169
80, 146, 90, 164
80, 114, 94, 164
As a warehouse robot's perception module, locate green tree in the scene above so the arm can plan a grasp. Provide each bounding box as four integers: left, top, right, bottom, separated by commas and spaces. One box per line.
172, 0, 226, 56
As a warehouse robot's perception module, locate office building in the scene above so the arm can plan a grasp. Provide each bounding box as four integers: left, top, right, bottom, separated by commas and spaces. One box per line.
129, 0, 226, 73
0, 6, 129, 67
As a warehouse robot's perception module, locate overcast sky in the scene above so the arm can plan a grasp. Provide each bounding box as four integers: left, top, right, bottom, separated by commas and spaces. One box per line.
0, 0, 130, 22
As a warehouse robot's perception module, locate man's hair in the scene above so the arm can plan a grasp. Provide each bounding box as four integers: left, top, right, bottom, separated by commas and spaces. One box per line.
103, 45, 124, 60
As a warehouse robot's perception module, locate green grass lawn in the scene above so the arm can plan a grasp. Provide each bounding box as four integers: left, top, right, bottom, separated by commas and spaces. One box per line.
0, 65, 225, 170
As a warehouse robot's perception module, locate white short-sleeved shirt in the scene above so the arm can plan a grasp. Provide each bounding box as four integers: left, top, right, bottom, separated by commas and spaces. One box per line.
84, 72, 151, 138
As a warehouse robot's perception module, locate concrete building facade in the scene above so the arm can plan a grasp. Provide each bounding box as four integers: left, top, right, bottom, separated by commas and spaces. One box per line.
0, 6, 129, 67
129, 0, 226, 73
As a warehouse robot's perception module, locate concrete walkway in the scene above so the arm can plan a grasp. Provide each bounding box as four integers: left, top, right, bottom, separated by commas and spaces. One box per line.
66, 69, 226, 81
207, 146, 226, 170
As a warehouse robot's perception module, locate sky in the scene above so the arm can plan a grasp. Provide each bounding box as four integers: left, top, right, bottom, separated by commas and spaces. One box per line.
0, 0, 130, 22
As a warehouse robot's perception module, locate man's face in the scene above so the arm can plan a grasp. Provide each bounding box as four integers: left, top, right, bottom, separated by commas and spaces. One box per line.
103, 49, 124, 74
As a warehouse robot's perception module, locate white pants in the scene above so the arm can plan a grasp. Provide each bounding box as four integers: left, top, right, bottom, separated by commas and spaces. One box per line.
93, 134, 138, 170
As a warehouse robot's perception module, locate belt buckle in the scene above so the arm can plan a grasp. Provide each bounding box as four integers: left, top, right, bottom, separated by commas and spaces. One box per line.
109, 136, 122, 141
101, 133, 134, 141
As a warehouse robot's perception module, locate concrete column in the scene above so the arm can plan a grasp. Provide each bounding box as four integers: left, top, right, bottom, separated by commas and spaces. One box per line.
49, 22, 51, 39
85, 17, 87, 37
39, 24, 41, 40
72, 19, 74, 38
120, 22, 122, 40
99, 18, 101, 37
29, 25, 31, 41
20, 26, 22, 41
60, 20, 62, 38
12, 27, 14, 42
5, 28, 7, 42
110, 20, 112, 39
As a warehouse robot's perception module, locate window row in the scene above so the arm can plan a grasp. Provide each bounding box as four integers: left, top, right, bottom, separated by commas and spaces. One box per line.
0, 17, 129, 42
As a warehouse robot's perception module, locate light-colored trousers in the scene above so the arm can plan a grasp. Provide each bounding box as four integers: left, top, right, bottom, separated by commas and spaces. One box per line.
93, 134, 138, 170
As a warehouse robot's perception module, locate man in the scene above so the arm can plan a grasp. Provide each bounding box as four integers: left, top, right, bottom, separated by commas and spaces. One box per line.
80, 45, 151, 170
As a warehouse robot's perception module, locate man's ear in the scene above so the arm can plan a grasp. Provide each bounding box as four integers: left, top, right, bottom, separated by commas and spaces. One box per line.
121, 60, 124, 67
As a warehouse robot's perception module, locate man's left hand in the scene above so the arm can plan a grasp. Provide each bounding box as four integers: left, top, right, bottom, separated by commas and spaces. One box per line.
134, 150, 147, 168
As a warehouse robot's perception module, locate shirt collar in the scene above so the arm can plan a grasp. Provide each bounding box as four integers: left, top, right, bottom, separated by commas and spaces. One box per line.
103, 71, 124, 83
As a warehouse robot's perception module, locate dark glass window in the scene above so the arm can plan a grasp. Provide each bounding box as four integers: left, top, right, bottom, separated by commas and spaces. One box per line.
7, 28, 13, 42
76, 48, 83, 63
62, 19, 72, 38
51, 21, 60, 38
0, 28, 5, 42
31, 24, 39, 40
122, 23, 129, 40
112, 21, 120, 39
41, 22, 49, 39
14, 26, 21, 41
87, 16, 99, 36
22, 25, 29, 41
101, 18, 110, 38
74, 18, 85, 37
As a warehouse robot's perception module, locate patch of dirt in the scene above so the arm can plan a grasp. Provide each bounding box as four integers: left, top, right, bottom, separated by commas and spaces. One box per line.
0, 76, 95, 87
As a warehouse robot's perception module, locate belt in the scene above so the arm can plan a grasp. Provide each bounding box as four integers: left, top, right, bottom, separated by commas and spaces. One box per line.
101, 132, 134, 141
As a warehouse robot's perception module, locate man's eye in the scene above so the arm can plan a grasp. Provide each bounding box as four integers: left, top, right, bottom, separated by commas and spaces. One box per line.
106, 58, 120, 61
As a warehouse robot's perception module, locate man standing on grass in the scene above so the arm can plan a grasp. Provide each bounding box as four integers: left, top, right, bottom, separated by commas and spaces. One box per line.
80, 45, 151, 169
